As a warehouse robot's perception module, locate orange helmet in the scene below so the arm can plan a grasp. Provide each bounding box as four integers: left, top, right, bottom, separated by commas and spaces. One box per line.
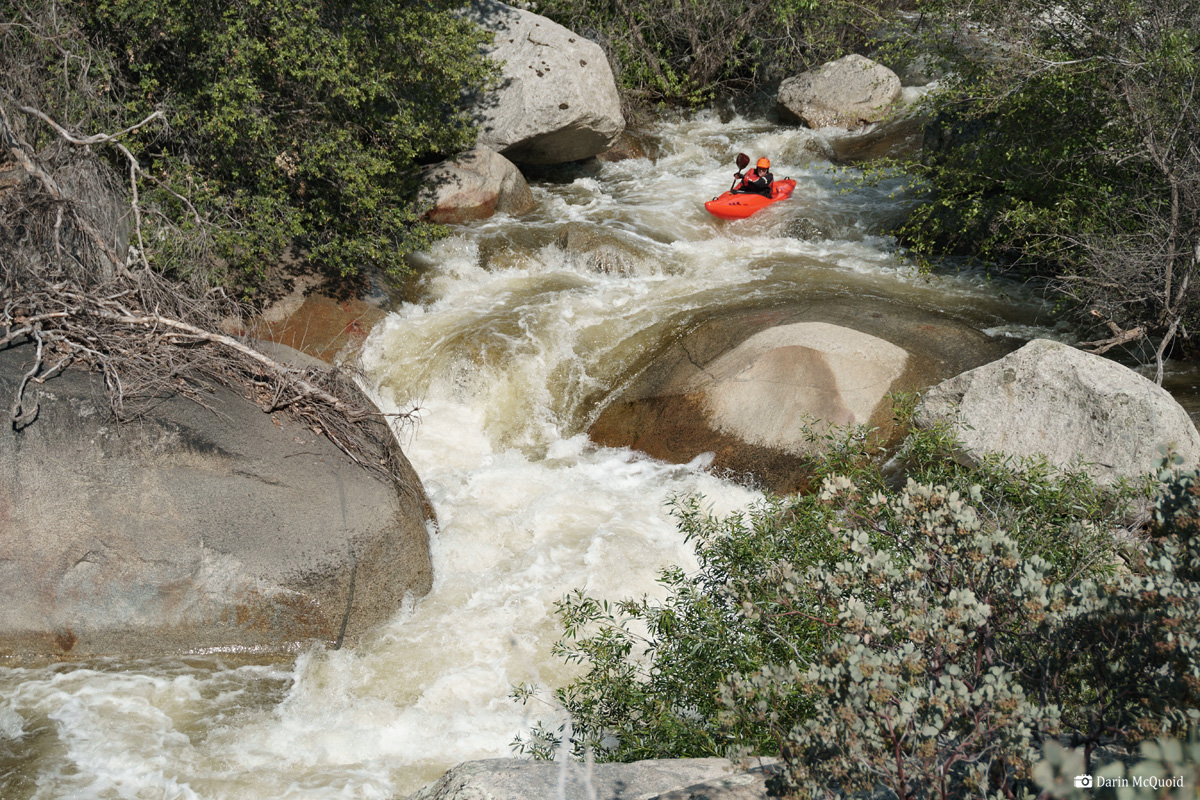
756, 157, 771, 169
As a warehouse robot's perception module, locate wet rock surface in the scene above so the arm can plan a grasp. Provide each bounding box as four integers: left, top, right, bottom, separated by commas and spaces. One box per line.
589, 299, 1013, 493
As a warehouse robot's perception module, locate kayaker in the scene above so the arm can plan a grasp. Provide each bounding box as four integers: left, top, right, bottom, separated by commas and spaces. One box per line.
732, 157, 774, 197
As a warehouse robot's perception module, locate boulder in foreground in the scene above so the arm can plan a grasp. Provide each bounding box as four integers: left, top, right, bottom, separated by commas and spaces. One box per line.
0, 343, 436, 661
408, 757, 751, 800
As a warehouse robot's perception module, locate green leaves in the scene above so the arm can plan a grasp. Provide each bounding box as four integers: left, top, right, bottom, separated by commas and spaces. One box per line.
514, 412, 1200, 799
75, 0, 497, 290
893, 0, 1200, 373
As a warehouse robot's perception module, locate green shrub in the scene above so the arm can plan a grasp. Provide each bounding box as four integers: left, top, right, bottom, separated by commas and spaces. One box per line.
528, 0, 899, 109
73, 0, 497, 291
512, 418, 1151, 772
890, 0, 1200, 377
726, 477, 1063, 799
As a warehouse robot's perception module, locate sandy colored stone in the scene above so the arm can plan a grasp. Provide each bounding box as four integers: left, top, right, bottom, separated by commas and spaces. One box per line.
467, 0, 625, 164
420, 147, 536, 225
683, 323, 908, 451
777, 54, 902, 130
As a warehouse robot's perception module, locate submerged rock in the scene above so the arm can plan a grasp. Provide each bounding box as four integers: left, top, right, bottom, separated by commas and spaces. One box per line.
467, 0, 625, 164
589, 300, 1010, 494
0, 342, 436, 661
916, 338, 1200, 483
556, 222, 657, 276
408, 757, 749, 800
777, 54, 902, 130
827, 114, 927, 164
420, 147, 536, 225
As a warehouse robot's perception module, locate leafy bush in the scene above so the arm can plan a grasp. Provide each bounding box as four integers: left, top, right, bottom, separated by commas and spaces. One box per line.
512, 417, 1151, 772
527, 0, 899, 109
891, 0, 1200, 379
734, 455, 1200, 798
512, 489, 849, 761
727, 477, 1063, 799
70, 0, 496, 291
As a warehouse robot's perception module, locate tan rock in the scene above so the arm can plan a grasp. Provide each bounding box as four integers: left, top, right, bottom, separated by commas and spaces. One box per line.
916, 338, 1200, 483
777, 54, 902, 130
420, 148, 536, 225
589, 300, 1009, 493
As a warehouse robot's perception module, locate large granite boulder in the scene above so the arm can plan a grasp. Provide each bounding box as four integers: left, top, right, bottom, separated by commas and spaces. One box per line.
589, 300, 1012, 494
419, 148, 536, 225
0, 342, 436, 661
777, 54, 902, 130
408, 757, 748, 800
467, 0, 625, 164
915, 338, 1200, 483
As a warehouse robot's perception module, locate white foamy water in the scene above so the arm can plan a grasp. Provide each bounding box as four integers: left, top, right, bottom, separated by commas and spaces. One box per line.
0, 113, 1060, 799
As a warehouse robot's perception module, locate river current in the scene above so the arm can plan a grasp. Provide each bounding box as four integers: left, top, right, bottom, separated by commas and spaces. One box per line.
0, 112, 1123, 799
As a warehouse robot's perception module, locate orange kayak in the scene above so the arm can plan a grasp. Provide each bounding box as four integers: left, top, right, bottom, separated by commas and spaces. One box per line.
705, 178, 797, 220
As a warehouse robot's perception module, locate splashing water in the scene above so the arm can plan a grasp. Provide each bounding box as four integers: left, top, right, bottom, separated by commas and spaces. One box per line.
0, 113, 1062, 799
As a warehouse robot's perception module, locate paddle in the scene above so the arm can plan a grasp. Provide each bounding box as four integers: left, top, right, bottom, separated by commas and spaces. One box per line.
730, 152, 751, 192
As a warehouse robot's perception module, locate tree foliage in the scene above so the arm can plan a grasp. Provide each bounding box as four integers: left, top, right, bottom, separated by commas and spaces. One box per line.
895, 0, 1200, 380
5, 0, 497, 293
525, 0, 899, 109
511, 415, 1154, 772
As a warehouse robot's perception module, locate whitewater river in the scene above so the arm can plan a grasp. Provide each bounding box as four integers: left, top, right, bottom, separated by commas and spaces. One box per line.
0, 112, 1163, 799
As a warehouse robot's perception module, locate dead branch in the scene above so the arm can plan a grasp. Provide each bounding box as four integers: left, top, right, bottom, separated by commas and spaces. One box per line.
0, 2, 417, 488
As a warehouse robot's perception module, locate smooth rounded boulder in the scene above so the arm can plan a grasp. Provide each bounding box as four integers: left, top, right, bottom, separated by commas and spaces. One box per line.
777, 54, 902, 130
589, 300, 1011, 494
0, 343, 436, 661
419, 147, 536, 224
915, 338, 1200, 483
467, 0, 625, 164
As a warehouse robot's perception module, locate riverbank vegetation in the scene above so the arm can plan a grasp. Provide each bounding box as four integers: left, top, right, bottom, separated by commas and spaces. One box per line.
3, 0, 495, 294
1, 0, 492, 461
525, 0, 900, 109
892, 0, 1200, 383
514, 410, 1200, 797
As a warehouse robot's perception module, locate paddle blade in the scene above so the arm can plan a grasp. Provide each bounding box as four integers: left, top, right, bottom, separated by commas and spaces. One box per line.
735, 152, 750, 170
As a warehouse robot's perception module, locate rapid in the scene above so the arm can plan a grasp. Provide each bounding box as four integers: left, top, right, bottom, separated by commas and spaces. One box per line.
0, 112, 1089, 799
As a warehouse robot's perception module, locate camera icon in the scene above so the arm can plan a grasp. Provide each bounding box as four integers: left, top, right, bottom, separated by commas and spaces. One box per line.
1074, 775, 1094, 788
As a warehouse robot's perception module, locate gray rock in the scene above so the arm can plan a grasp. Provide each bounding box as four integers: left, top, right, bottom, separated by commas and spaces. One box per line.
777, 55, 902, 130
589, 300, 1011, 494
915, 338, 1200, 483
406, 757, 742, 800
0, 342, 436, 661
827, 114, 927, 165
556, 222, 656, 276
467, 0, 625, 164
420, 148, 536, 224
649, 763, 780, 800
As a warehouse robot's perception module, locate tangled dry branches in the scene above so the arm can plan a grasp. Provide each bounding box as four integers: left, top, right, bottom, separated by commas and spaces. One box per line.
0, 87, 416, 487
